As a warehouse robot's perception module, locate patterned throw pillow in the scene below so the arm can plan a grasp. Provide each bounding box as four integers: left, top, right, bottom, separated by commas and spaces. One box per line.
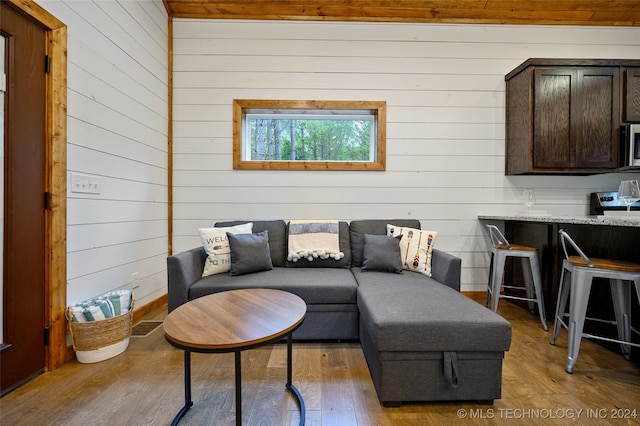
199, 222, 253, 276
387, 224, 438, 277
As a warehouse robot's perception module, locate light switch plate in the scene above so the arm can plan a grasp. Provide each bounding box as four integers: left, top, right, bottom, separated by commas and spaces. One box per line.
71, 172, 100, 194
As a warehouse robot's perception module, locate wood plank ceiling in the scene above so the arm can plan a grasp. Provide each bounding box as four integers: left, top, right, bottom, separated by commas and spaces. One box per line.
163, 0, 640, 26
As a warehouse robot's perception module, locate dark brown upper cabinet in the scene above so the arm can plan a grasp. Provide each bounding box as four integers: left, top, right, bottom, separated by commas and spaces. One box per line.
505, 59, 640, 175
623, 67, 640, 123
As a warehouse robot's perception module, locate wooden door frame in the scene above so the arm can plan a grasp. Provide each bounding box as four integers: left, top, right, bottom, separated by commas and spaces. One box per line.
6, 0, 68, 370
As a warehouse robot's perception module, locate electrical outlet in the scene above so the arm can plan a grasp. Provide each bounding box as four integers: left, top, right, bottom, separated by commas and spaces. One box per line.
132, 272, 140, 289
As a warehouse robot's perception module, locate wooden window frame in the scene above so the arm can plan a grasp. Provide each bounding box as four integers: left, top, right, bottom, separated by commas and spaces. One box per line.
233, 99, 386, 171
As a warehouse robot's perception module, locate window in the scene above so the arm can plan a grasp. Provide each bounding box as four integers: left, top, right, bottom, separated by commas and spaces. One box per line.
233, 100, 386, 170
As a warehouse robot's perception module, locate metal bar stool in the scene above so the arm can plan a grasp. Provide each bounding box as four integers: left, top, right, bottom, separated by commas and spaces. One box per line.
550, 229, 640, 373
485, 224, 548, 330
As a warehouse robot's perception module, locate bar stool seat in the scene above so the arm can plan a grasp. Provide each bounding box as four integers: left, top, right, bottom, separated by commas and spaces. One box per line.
550, 229, 640, 373
485, 224, 548, 331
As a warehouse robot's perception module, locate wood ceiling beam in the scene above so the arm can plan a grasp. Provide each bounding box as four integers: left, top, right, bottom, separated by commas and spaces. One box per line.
164, 1, 640, 26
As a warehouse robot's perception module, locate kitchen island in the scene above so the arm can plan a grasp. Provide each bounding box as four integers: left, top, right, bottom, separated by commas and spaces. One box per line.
478, 214, 640, 361
479, 214, 640, 228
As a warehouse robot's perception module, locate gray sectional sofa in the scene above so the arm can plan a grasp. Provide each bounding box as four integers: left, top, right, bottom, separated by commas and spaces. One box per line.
167, 219, 512, 405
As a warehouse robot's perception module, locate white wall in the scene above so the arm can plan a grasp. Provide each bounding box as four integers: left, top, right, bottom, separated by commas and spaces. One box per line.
172, 19, 640, 291
40, 0, 169, 306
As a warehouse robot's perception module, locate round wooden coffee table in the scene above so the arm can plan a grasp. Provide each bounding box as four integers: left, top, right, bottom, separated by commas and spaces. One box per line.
163, 288, 307, 426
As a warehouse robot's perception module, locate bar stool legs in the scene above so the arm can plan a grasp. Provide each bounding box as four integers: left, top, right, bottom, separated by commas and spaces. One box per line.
565, 268, 592, 374
550, 230, 640, 373
610, 279, 635, 360
551, 265, 640, 373
485, 252, 494, 308
488, 251, 507, 313
550, 265, 570, 349
486, 249, 548, 331
527, 254, 547, 330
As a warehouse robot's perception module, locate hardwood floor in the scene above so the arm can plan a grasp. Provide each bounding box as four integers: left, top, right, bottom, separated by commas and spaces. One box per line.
1, 293, 639, 425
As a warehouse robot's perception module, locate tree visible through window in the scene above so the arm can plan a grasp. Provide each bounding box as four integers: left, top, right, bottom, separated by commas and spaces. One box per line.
233, 100, 386, 170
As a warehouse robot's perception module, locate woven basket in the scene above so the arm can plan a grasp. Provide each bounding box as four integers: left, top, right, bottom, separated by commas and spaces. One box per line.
66, 294, 134, 353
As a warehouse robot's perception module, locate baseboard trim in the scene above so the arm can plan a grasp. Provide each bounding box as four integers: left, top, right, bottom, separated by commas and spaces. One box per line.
132, 293, 168, 324
462, 291, 486, 303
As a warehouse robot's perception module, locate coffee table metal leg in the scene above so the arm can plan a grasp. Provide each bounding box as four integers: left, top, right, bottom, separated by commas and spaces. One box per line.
235, 351, 242, 426
172, 350, 194, 426
286, 334, 306, 426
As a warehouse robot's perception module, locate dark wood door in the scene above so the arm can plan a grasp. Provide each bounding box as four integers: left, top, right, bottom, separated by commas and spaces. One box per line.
0, 2, 47, 394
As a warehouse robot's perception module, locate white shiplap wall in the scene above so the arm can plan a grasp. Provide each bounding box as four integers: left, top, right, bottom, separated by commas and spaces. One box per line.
40, 0, 169, 306
173, 20, 640, 291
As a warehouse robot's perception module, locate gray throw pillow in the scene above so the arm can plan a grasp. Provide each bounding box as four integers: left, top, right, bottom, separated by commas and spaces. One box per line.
361, 234, 403, 274
227, 230, 273, 276
349, 219, 420, 267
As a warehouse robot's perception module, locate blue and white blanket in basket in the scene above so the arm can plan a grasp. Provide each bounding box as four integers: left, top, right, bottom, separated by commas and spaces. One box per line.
67, 290, 132, 323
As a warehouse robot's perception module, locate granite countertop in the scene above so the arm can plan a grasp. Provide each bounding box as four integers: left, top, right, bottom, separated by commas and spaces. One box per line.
478, 214, 640, 228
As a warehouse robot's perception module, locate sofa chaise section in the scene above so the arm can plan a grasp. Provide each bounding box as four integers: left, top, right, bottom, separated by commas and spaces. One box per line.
355, 270, 512, 404
349, 219, 511, 405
